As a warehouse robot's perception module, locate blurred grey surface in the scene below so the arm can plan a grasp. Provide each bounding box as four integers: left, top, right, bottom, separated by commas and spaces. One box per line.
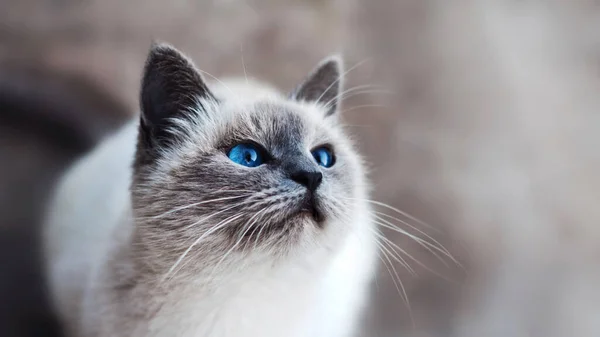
1, 0, 599, 336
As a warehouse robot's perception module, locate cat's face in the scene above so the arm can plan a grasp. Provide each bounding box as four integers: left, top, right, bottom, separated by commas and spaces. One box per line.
131, 44, 367, 276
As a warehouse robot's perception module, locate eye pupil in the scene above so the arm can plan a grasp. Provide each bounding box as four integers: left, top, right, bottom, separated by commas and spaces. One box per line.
311, 147, 335, 168
228, 143, 264, 167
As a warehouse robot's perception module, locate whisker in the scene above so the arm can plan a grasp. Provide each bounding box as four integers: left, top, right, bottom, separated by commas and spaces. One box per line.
341, 104, 389, 114
197, 69, 236, 98
374, 232, 416, 276
183, 201, 252, 230
377, 240, 413, 323
251, 214, 269, 251
341, 197, 439, 232
335, 198, 458, 267
209, 208, 268, 277
334, 84, 388, 100
240, 43, 249, 85
147, 193, 252, 220
374, 211, 457, 264
251, 203, 286, 251
375, 229, 457, 283
161, 212, 245, 282
240, 206, 273, 252
335, 198, 456, 280
375, 252, 401, 300
374, 219, 451, 269
315, 58, 372, 104
324, 90, 387, 109
341, 196, 461, 268
243, 206, 273, 252
341, 124, 375, 129
324, 88, 392, 111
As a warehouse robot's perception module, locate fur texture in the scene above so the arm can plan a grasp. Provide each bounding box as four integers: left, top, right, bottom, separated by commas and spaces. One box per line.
43, 44, 377, 337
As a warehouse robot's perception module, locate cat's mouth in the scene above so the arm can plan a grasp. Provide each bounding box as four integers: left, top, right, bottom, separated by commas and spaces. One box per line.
296, 194, 324, 224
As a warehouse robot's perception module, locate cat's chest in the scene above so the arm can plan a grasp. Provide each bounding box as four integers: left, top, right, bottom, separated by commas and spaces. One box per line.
146, 264, 324, 337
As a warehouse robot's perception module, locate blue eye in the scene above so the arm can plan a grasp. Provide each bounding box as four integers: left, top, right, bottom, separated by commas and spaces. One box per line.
311, 147, 335, 168
227, 143, 265, 167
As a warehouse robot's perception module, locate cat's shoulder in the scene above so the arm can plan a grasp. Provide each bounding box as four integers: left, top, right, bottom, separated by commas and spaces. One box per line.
45, 119, 137, 247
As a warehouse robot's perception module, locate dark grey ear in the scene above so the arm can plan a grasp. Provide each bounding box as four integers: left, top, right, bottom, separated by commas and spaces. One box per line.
139, 42, 214, 153
290, 55, 343, 116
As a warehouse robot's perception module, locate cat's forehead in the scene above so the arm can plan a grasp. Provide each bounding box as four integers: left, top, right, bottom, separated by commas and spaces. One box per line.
218, 100, 332, 149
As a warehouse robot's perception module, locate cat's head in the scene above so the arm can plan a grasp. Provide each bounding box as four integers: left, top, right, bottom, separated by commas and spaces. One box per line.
131, 43, 368, 276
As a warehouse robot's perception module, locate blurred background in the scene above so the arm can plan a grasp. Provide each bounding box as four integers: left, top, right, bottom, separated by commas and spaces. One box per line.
1, 0, 599, 336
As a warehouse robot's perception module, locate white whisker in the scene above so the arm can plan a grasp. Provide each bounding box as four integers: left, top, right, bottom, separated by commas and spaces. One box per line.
368, 227, 416, 274
340, 196, 460, 268
183, 201, 251, 230
323, 85, 391, 110
209, 208, 268, 277
162, 212, 245, 282
341, 197, 438, 232
374, 211, 456, 264
375, 233, 416, 276
377, 240, 413, 323
197, 69, 236, 98
149, 193, 252, 220
341, 124, 375, 129
341, 104, 388, 114
251, 203, 288, 251
251, 212, 269, 251
243, 207, 270, 252
315, 58, 372, 104
375, 228, 456, 283
334, 84, 388, 99
240, 43, 249, 85
374, 219, 451, 268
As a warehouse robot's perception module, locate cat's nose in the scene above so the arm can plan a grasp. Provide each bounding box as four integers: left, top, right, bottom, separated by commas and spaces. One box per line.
290, 170, 323, 192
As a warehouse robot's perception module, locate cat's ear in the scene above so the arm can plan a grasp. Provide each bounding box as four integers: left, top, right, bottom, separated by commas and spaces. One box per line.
290, 55, 343, 117
139, 42, 214, 151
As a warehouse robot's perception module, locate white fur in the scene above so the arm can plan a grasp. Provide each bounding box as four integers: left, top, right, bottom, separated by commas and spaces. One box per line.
43, 79, 377, 337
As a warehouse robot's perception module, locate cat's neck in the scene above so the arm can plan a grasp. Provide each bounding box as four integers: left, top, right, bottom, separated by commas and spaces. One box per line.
103, 225, 337, 337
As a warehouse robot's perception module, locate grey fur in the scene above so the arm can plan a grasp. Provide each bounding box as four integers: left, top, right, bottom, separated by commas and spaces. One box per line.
131, 44, 356, 271
45, 43, 373, 337
290, 55, 343, 116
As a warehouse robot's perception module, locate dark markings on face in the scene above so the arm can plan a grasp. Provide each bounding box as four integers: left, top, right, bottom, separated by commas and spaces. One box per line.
131, 44, 357, 273
132, 102, 353, 265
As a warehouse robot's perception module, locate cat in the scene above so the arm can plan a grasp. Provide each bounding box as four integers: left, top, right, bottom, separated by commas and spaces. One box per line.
43, 43, 377, 337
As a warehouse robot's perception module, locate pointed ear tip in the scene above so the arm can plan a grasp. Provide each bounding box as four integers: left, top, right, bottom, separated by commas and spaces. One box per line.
323, 54, 344, 70
145, 41, 194, 69
148, 40, 179, 55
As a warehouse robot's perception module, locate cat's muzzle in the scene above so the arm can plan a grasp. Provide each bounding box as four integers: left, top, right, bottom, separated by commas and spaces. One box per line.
297, 192, 324, 224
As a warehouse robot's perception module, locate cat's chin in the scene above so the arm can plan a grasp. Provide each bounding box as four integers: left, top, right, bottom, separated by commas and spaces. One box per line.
296, 205, 324, 224
294, 194, 325, 225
